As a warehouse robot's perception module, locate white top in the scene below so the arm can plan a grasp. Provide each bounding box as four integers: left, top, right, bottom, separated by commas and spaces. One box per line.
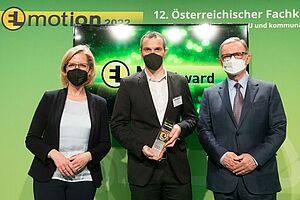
145, 69, 169, 125
52, 98, 92, 182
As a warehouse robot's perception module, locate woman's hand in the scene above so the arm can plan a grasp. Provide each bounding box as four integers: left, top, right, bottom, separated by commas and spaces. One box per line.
69, 152, 92, 172
48, 149, 76, 177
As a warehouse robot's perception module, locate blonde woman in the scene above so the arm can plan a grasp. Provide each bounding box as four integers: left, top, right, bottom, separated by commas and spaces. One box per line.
26, 45, 111, 200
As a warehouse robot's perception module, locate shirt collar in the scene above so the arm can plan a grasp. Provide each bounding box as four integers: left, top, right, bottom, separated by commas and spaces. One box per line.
227, 72, 249, 90
145, 69, 167, 82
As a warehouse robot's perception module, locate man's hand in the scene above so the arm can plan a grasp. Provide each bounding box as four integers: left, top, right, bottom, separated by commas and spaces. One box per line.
232, 153, 257, 176
142, 145, 166, 161
165, 124, 181, 147
222, 152, 240, 172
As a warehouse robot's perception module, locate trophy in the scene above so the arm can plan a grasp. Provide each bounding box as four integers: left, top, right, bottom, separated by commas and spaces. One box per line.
151, 120, 174, 157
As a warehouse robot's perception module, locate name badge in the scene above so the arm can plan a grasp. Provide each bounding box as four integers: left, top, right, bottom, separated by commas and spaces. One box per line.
172, 96, 182, 107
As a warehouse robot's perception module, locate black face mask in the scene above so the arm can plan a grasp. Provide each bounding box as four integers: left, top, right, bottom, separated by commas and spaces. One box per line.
143, 53, 163, 71
67, 68, 88, 86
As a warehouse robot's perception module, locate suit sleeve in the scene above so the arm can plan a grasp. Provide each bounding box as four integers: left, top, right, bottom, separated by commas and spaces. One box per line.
177, 78, 198, 138
197, 89, 228, 166
25, 92, 54, 163
111, 79, 145, 160
249, 84, 287, 167
88, 99, 111, 169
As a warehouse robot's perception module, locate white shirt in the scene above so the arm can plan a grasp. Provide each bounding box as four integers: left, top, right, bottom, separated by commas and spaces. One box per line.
52, 98, 92, 182
145, 69, 168, 125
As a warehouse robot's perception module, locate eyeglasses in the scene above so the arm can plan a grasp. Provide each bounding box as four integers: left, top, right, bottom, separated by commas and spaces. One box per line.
66, 63, 89, 70
221, 52, 248, 61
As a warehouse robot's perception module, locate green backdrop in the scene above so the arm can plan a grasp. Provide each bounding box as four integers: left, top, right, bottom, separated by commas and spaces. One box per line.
1, 0, 299, 199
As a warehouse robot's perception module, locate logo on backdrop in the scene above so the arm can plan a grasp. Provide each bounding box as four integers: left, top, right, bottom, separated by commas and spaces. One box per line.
1, 7, 143, 31
101, 60, 130, 88
1, 7, 25, 31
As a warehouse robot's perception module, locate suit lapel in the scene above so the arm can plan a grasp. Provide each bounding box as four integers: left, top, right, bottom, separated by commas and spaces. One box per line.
162, 72, 173, 124
138, 70, 160, 125
53, 88, 68, 148
86, 90, 96, 145
218, 81, 237, 127
238, 77, 259, 129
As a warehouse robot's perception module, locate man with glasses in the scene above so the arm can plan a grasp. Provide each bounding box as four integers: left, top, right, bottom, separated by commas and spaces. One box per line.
111, 31, 197, 200
197, 37, 286, 199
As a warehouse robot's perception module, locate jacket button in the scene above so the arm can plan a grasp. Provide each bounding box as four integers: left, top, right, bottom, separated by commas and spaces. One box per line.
236, 132, 240, 136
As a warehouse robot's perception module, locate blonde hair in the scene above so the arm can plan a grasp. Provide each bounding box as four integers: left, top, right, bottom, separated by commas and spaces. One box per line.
60, 45, 96, 87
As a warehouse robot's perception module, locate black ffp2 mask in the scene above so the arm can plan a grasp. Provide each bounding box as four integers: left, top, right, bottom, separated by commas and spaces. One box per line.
67, 69, 88, 86
143, 53, 163, 71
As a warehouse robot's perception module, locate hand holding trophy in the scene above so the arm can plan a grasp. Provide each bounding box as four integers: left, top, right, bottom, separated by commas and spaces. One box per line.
152, 120, 174, 157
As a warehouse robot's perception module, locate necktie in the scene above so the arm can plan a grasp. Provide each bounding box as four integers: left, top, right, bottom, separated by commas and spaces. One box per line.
233, 83, 243, 124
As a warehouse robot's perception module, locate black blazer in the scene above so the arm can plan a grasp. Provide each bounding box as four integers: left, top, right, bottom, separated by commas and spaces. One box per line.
111, 70, 197, 186
198, 77, 287, 194
25, 88, 111, 187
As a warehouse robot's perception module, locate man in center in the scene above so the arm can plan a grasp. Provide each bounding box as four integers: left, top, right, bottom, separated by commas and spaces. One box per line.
111, 31, 197, 200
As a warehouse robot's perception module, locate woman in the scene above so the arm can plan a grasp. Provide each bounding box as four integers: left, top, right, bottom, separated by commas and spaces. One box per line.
25, 45, 111, 200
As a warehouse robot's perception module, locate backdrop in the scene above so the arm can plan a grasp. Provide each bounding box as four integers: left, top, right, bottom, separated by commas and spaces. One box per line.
1, 0, 299, 199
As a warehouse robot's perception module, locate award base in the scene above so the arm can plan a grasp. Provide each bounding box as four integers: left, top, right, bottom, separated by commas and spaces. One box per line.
152, 139, 165, 157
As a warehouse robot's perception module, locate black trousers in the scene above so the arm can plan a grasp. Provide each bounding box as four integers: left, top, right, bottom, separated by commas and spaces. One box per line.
129, 159, 192, 200
33, 179, 96, 200
213, 178, 276, 200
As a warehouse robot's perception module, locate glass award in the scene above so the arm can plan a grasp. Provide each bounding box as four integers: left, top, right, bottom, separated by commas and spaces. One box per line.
151, 120, 174, 157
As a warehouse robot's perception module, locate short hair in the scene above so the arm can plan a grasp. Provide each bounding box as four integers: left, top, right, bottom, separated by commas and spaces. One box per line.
219, 37, 249, 57
60, 45, 96, 87
140, 31, 167, 49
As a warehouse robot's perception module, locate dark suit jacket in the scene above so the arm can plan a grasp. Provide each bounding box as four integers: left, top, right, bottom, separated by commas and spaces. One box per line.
111, 70, 197, 186
25, 88, 111, 188
197, 77, 287, 194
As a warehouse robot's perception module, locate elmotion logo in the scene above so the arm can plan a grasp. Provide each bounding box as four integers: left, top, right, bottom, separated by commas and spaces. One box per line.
1, 7, 143, 31
2, 7, 25, 30
101, 60, 130, 88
